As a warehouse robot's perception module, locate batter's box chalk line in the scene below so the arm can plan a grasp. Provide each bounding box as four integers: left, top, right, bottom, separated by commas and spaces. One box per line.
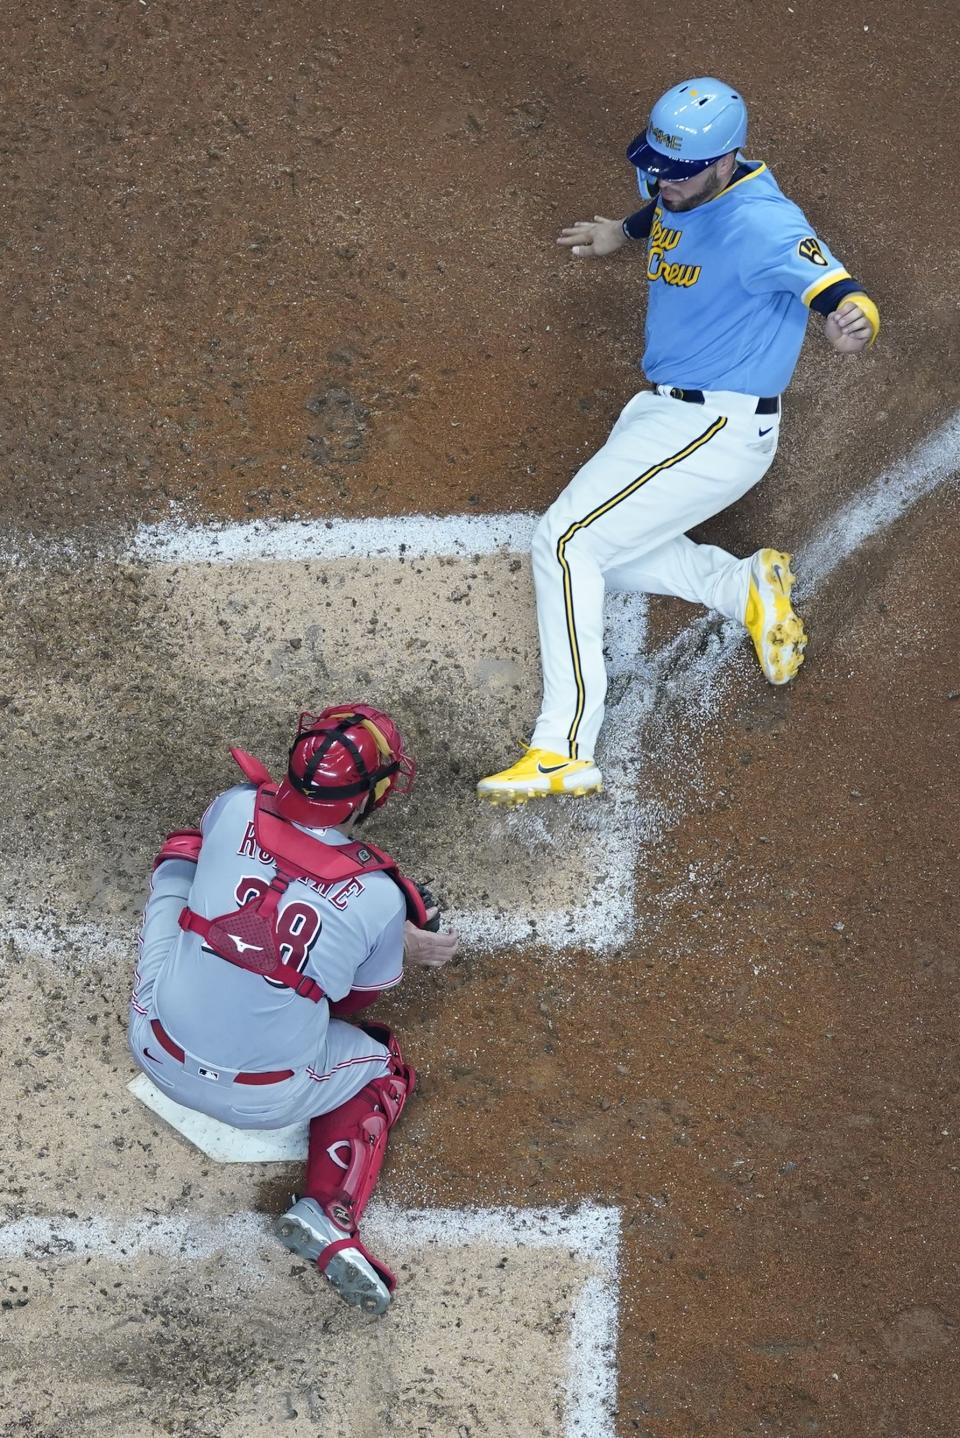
0, 1201, 621, 1438
128, 405, 960, 573
5, 407, 959, 961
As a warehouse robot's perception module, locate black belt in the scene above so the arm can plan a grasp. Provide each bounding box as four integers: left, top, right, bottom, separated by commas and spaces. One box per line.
661, 386, 779, 415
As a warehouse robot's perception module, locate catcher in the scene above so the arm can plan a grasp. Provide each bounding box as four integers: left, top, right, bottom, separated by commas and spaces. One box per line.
128, 704, 458, 1315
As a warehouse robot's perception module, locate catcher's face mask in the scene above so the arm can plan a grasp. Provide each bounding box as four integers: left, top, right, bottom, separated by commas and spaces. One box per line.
276, 704, 415, 828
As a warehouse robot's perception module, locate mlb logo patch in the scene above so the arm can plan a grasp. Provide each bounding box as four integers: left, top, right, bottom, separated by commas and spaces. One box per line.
198, 1066, 220, 1082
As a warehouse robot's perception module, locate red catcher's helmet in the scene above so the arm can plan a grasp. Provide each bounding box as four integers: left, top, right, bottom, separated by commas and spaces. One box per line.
274, 704, 415, 828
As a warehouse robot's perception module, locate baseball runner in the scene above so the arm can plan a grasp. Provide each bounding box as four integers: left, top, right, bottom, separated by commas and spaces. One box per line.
478, 77, 879, 803
128, 704, 458, 1315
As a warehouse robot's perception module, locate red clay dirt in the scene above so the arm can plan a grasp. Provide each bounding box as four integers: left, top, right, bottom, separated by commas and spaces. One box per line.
2, 2, 959, 1436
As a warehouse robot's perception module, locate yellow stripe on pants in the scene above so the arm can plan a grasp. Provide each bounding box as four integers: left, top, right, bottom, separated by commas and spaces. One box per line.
556, 415, 728, 757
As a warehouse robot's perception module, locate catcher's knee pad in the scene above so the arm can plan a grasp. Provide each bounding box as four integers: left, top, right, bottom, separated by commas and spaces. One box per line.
357, 1023, 416, 1096
304, 1034, 415, 1235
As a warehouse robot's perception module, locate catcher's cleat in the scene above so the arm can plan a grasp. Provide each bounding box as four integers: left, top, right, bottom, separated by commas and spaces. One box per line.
744, 548, 807, 686
477, 747, 603, 803
276, 1197, 392, 1316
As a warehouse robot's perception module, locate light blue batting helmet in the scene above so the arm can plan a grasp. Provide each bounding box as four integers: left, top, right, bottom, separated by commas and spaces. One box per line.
627, 77, 747, 181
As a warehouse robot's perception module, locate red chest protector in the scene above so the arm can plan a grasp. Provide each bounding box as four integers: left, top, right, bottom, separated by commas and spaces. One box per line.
178, 750, 429, 1003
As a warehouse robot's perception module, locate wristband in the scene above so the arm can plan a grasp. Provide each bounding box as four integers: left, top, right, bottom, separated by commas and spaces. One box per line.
842, 292, 880, 346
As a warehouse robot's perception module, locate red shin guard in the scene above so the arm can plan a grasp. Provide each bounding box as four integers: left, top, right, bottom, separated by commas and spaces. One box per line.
303, 1027, 415, 1281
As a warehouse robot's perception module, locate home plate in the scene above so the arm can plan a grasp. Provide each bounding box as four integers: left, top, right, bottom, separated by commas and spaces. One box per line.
128, 1072, 309, 1161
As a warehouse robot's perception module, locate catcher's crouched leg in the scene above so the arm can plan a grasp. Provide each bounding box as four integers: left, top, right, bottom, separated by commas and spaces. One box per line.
276, 1026, 415, 1316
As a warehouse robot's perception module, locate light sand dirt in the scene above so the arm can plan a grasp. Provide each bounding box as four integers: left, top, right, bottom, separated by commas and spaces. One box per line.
1, 1239, 589, 1438
0, 548, 642, 951
3, 0, 960, 1433
1, 545, 627, 1438
1, 952, 611, 1437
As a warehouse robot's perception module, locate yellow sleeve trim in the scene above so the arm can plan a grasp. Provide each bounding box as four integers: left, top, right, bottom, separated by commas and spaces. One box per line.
842, 292, 880, 346
801, 267, 851, 307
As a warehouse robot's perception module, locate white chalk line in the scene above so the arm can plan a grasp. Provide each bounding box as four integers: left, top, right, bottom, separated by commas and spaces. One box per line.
5, 414, 958, 1434
130, 509, 539, 564
6, 406, 960, 961
798, 406, 960, 583
5, 595, 651, 958
616, 405, 960, 737
0, 1202, 620, 1438
126, 404, 960, 572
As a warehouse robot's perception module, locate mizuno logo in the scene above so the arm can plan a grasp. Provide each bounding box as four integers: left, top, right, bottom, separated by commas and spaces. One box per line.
229, 935, 264, 953
537, 761, 570, 774
759, 426, 774, 436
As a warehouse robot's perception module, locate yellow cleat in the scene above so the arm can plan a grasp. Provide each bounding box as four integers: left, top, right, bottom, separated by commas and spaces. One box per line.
744, 548, 807, 686
477, 747, 603, 804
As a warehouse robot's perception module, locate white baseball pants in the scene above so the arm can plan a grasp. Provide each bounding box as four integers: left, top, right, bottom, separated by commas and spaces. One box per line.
529, 387, 781, 760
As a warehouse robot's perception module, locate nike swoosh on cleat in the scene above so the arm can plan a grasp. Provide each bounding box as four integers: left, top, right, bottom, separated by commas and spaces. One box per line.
759, 425, 774, 436
536, 761, 571, 774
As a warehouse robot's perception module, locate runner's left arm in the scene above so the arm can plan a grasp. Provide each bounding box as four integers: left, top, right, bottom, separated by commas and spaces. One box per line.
739, 214, 879, 344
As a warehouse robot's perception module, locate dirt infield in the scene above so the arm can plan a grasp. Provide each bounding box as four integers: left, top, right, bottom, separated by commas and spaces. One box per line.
2, 2, 959, 1436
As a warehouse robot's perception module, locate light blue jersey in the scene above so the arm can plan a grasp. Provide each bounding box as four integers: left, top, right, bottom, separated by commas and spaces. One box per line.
641, 163, 851, 395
